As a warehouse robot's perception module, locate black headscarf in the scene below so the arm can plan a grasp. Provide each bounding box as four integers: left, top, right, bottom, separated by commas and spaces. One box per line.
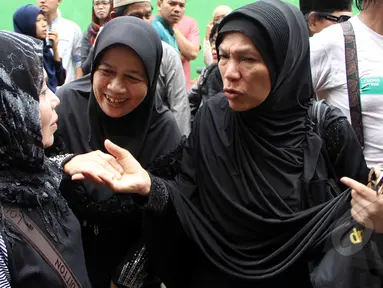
55, 16, 181, 201
163, 0, 351, 280
0, 31, 69, 240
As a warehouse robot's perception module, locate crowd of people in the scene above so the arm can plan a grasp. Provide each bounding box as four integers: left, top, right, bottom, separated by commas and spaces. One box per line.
1, 0, 383, 287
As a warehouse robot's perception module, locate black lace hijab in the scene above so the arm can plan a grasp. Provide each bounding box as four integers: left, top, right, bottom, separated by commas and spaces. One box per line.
162, 0, 352, 281
0, 31, 68, 240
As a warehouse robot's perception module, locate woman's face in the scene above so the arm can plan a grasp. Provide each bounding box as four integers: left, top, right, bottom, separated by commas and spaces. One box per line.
218, 32, 271, 111
35, 13, 47, 39
93, 45, 149, 118
210, 31, 218, 64
93, 0, 111, 21
39, 70, 60, 148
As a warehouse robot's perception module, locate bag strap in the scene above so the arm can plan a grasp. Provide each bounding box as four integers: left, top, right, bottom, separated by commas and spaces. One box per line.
309, 99, 329, 137
3, 205, 83, 288
340, 21, 365, 149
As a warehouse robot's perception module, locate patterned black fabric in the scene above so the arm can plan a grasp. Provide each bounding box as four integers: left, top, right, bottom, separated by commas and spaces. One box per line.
0, 31, 69, 241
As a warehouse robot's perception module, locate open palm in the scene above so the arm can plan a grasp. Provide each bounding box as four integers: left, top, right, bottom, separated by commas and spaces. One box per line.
78, 140, 151, 196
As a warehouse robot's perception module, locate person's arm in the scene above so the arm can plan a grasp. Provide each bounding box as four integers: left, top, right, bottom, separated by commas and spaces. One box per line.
188, 78, 202, 126
48, 30, 67, 86
322, 106, 369, 186
73, 24, 84, 79
0, 233, 11, 288
203, 39, 213, 66
81, 47, 94, 76
147, 137, 186, 179
174, 23, 200, 62
163, 45, 191, 136
80, 32, 93, 75
53, 60, 67, 87
75, 66, 84, 79
310, 35, 335, 97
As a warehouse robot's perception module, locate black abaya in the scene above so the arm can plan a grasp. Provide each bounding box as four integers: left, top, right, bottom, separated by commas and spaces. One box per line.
54, 17, 182, 287
142, 1, 368, 287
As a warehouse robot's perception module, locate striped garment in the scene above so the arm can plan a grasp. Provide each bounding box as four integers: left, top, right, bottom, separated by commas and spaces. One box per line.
0, 233, 10, 287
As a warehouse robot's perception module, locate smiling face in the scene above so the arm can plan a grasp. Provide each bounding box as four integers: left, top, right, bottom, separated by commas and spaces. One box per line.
92, 45, 149, 118
39, 70, 60, 148
218, 32, 271, 111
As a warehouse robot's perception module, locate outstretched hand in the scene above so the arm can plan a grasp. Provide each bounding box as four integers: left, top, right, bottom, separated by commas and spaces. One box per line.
74, 140, 151, 196
65, 149, 123, 184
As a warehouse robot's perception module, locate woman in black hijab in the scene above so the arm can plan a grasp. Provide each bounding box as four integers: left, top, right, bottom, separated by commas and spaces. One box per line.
188, 21, 223, 124
52, 16, 182, 287
75, 1, 369, 287
0, 31, 91, 287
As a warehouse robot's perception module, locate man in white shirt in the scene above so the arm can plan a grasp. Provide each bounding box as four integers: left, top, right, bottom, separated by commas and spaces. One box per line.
310, 0, 383, 168
37, 0, 83, 83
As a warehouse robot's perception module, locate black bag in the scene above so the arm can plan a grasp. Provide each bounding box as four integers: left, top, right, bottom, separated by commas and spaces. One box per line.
310, 215, 383, 288
310, 159, 383, 287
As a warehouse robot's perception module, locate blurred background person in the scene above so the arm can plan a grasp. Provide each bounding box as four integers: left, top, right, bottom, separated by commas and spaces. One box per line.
203, 5, 232, 66
300, 0, 352, 36
177, 13, 200, 89
0, 30, 91, 288
37, 0, 83, 82
113, 0, 191, 136
188, 21, 222, 124
81, 0, 112, 75
13, 4, 66, 92
310, 0, 383, 168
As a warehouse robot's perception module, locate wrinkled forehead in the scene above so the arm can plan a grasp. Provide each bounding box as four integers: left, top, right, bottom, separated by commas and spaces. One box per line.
218, 32, 260, 56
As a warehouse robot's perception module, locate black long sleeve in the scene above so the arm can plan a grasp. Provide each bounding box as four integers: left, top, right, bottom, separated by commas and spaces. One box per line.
53, 59, 66, 86
81, 32, 93, 75
323, 112, 369, 187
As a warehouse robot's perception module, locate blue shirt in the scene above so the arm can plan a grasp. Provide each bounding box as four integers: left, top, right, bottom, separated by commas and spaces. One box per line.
152, 16, 179, 52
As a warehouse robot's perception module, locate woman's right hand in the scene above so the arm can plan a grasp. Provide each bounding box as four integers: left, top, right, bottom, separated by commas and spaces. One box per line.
64, 150, 124, 184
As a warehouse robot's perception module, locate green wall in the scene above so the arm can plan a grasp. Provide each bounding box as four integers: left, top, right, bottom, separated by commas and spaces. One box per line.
3, 0, 354, 79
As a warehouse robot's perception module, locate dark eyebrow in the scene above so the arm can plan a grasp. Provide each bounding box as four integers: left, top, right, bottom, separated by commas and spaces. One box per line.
100, 62, 146, 78
219, 45, 259, 56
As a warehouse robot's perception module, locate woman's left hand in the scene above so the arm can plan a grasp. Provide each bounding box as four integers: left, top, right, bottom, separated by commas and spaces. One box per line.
47, 30, 59, 50
47, 30, 60, 61
341, 177, 383, 233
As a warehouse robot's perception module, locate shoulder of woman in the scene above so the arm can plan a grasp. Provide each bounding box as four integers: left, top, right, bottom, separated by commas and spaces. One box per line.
310, 100, 349, 139
56, 76, 92, 104
322, 102, 347, 127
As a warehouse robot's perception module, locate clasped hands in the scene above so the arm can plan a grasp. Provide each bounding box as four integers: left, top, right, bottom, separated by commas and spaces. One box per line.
63, 140, 151, 196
